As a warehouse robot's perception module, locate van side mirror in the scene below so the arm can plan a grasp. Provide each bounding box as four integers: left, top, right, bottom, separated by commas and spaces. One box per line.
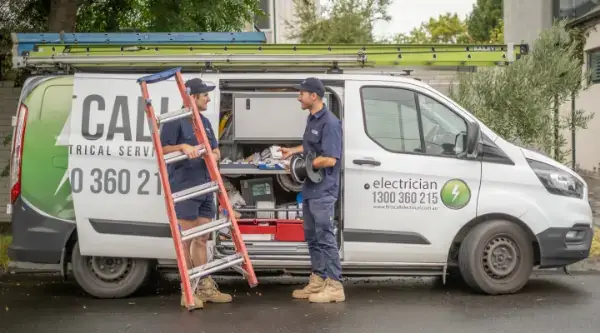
456, 121, 481, 158
465, 121, 481, 156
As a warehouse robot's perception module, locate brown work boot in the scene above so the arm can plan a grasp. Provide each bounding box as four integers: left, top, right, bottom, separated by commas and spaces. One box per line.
180, 292, 204, 309
308, 278, 345, 303
196, 277, 233, 303
292, 273, 326, 299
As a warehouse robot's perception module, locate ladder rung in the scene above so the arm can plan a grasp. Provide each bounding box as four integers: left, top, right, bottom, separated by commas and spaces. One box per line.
181, 218, 232, 241
172, 181, 219, 203
231, 264, 249, 278
164, 145, 207, 164
188, 253, 244, 280
157, 108, 192, 124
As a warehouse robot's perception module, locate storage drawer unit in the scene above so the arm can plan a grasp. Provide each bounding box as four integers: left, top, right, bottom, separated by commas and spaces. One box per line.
232, 92, 330, 140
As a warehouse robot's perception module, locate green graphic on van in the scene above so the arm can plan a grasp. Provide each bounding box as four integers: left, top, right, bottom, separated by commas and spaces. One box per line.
19, 76, 76, 222
440, 179, 471, 210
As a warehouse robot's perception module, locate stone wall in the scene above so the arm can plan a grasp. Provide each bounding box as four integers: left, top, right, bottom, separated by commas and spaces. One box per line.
0, 81, 19, 222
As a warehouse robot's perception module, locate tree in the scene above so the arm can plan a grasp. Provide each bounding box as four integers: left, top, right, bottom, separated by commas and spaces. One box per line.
2, 0, 263, 33
285, 0, 392, 44
488, 18, 504, 43
392, 12, 471, 44
449, 21, 594, 164
466, 0, 503, 43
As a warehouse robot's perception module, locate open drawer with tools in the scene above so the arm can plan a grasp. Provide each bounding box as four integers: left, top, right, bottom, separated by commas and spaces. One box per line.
212, 81, 343, 252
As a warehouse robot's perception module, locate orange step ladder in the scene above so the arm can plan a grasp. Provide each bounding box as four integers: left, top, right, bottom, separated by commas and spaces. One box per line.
136, 67, 258, 310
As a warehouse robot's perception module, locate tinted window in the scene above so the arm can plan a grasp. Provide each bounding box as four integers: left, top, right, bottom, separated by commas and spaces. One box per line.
361, 86, 468, 157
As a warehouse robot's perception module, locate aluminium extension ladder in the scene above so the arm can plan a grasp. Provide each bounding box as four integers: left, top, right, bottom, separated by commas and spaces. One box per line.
136, 67, 258, 310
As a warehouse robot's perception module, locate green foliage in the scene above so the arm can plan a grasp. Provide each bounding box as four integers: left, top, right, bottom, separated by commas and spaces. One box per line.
465, 0, 503, 43
285, 0, 392, 44
449, 20, 594, 164
2, 0, 262, 34
142, 0, 262, 33
392, 12, 471, 44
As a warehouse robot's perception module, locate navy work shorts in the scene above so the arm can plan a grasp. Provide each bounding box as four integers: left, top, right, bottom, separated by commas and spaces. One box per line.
174, 193, 215, 220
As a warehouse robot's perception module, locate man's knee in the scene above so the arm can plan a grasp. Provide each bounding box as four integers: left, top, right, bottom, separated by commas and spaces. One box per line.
307, 198, 337, 243
178, 218, 199, 230
191, 236, 207, 248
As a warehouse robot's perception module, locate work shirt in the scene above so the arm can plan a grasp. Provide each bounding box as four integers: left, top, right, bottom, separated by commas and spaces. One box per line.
160, 113, 218, 194
301, 105, 343, 200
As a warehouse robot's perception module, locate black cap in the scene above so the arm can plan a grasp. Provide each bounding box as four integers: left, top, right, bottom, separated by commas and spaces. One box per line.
292, 77, 325, 97
185, 78, 215, 95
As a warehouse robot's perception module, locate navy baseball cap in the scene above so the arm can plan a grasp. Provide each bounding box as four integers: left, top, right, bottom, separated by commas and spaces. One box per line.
292, 77, 325, 97
185, 78, 215, 95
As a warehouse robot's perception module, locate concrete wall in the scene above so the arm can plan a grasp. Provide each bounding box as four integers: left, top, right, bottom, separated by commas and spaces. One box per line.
0, 80, 19, 222
504, 0, 553, 46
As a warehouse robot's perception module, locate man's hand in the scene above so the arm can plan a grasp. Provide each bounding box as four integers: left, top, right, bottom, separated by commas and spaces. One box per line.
180, 144, 201, 159
278, 146, 302, 160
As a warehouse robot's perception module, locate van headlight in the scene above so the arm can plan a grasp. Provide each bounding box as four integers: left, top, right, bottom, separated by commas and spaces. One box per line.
526, 158, 584, 199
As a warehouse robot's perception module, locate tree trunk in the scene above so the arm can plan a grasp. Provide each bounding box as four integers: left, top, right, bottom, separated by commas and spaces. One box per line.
48, 0, 82, 32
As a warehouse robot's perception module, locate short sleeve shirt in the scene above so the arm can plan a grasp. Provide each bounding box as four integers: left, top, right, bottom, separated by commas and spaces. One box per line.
301, 105, 343, 200
160, 113, 218, 193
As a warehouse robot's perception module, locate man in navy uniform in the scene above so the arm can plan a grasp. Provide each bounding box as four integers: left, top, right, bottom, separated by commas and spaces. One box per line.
161, 78, 232, 309
279, 77, 345, 303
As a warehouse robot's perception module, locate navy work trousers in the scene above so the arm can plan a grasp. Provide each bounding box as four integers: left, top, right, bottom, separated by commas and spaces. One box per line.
303, 195, 342, 281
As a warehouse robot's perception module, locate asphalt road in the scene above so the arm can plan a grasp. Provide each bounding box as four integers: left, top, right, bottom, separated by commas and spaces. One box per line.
1, 271, 599, 333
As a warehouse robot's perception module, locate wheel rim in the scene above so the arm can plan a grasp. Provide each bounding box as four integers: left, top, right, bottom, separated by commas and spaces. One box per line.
88, 256, 133, 283
482, 235, 520, 279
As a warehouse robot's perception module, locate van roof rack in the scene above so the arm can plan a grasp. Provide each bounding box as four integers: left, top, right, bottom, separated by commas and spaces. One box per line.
11, 32, 529, 74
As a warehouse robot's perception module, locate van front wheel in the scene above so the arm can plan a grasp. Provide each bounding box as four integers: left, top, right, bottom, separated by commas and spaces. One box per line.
458, 220, 534, 295
70, 241, 151, 298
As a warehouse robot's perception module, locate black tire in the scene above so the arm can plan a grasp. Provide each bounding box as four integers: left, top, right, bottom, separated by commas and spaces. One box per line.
458, 220, 534, 295
70, 241, 151, 298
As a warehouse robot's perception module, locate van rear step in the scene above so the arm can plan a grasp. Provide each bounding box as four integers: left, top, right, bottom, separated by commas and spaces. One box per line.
216, 240, 309, 256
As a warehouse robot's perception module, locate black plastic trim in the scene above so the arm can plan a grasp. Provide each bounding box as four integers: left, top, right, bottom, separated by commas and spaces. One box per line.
480, 132, 515, 165
7, 197, 75, 264
536, 223, 594, 268
89, 218, 172, 238
343, 229, 431, 245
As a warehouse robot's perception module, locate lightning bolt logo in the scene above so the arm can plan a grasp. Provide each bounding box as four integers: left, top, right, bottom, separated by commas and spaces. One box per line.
451, 184, 460, 202
54, 112, 72, 196
441, 179, 471, 210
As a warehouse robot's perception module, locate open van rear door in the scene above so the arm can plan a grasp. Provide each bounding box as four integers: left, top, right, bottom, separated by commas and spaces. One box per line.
66, 72, 221, 259
342, 79, 482, 265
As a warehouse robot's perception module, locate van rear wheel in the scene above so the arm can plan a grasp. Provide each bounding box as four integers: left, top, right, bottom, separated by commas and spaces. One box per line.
70, 241, 151, 298
458, 220, 534, 295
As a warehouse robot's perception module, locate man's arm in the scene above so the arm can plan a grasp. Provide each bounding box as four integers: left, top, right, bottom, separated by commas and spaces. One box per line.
288, 145, 304, 154
205, 118, 221, 161
160, 121, 181, 155
313, 121, 342, 169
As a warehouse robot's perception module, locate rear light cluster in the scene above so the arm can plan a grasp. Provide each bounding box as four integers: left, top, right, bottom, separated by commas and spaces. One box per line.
9, 103, 28, 205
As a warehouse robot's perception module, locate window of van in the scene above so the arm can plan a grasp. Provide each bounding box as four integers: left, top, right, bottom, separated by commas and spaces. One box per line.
361, 86, 468, 156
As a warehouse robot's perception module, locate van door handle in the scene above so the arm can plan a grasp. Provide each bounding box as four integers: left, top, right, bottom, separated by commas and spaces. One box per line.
353, 159, 381, 166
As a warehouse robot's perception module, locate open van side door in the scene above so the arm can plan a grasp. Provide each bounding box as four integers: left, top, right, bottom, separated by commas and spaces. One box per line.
342, 79, 483, 264
67, 72, 221, 259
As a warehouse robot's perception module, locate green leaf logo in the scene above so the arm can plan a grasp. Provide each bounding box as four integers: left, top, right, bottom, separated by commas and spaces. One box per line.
440, 179, 471, 210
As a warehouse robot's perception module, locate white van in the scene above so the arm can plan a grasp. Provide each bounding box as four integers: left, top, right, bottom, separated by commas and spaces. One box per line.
8, 69, 594, 298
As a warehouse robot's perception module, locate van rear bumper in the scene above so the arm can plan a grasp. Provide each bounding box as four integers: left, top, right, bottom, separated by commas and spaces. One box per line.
7, 197, 75, 265
536, 223, 594, 269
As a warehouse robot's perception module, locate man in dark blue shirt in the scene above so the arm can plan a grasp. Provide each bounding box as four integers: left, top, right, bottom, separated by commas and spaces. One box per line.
160, 78, 232, 309
279, 77, 345, 303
